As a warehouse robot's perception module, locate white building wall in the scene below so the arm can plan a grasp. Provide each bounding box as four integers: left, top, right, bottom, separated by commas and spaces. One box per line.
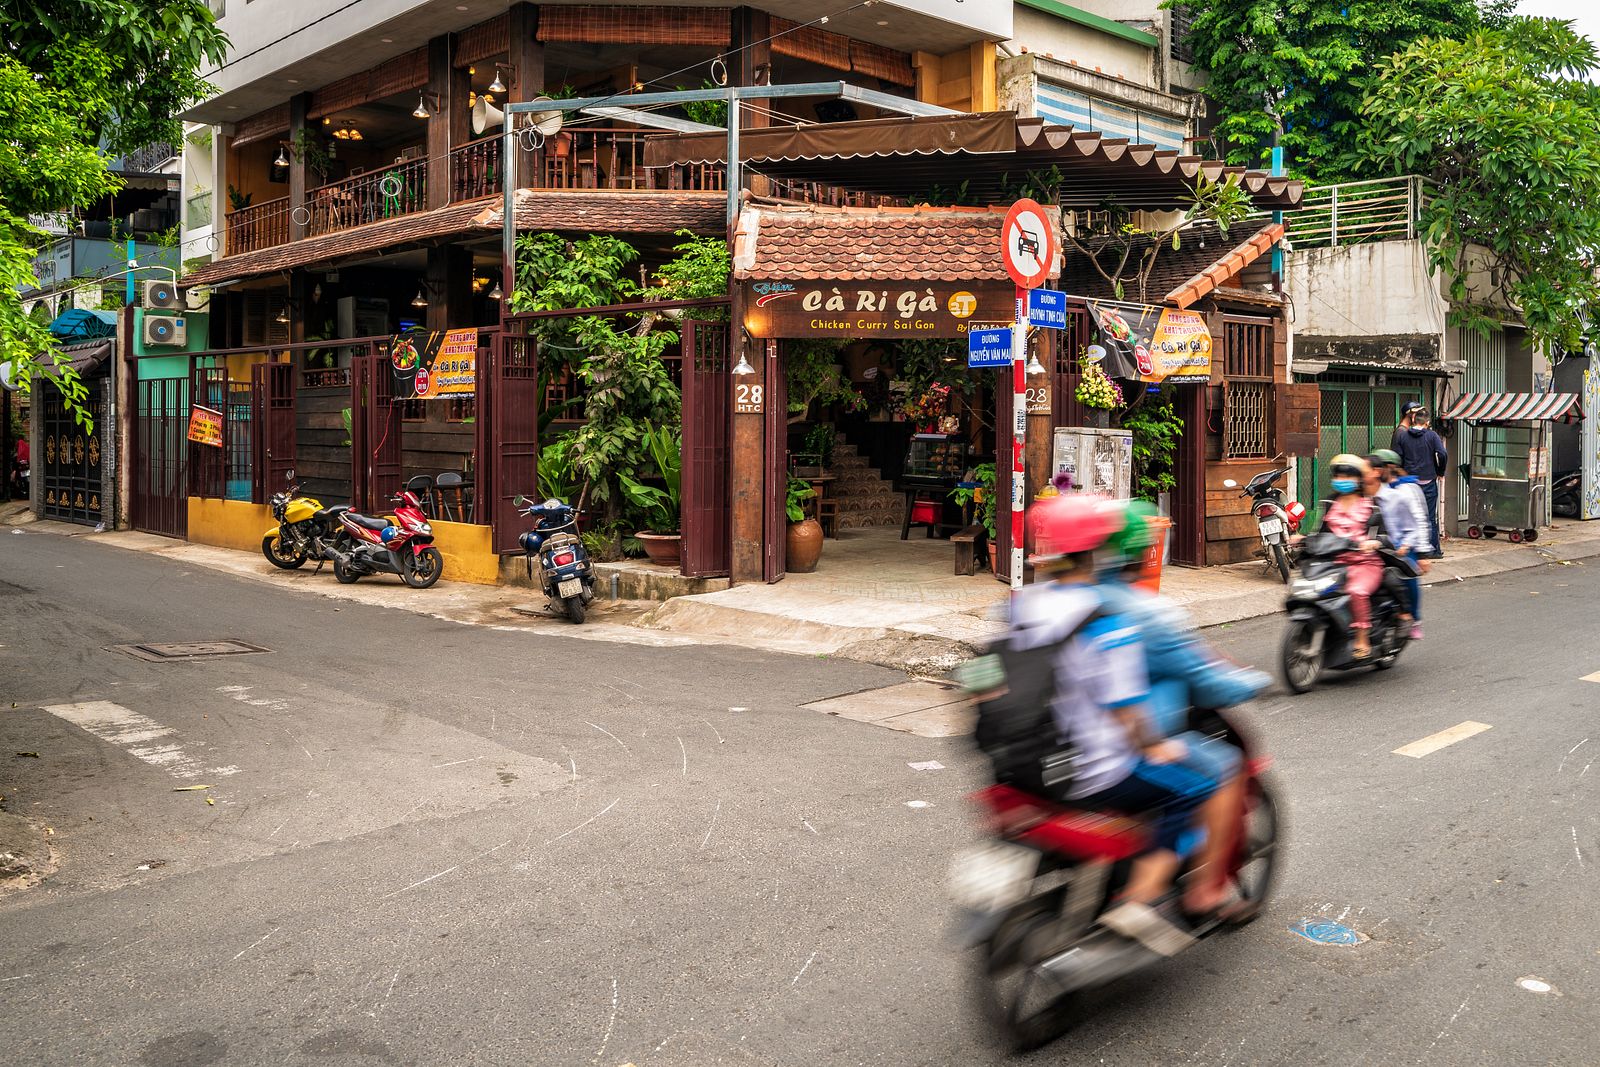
1006, 7, 1155, 85
1285, 241, 1448, 339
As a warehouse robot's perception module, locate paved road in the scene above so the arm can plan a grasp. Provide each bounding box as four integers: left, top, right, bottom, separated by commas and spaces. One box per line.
1, 530, 1597, 1066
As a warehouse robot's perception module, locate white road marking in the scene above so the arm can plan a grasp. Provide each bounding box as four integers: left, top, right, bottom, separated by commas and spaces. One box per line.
40, 701, 237, 779
591, 978, 619, 1065
583, 720, 631, 757
1393, 721, 1493, 759
791, 951, 818, 987
1572, 827, 1585, 870
1582, 671, 1600, 684
230, 929, 277, 962
700, 799, 721, 850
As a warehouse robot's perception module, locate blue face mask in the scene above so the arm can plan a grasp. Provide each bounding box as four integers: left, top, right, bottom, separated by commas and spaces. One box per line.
1331, 477, 1359, 494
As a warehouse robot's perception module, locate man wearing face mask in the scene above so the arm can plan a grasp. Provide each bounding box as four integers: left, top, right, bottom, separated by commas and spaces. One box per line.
1391, 401, 1448, 557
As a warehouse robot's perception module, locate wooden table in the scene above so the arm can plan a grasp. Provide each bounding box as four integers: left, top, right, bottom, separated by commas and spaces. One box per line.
802, 473, 837, 538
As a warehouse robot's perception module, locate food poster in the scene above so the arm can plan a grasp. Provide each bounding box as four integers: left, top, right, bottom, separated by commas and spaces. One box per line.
389, 328, 477, 399
1086, 299, 1213, 383
186, 405, 224, 447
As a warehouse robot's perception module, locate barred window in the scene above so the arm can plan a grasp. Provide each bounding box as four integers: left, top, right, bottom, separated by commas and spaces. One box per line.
1223, 318, 1274, 459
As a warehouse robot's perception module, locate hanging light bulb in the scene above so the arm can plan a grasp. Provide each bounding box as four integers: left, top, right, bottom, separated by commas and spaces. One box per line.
731, 351, 755, 376
488, 66, 506, 94
1025, 348, 1047, 376
412, 93, 430, 120
273, 143, 289, 168
274, 306, 290, 324
411, 287, 429, 308
487, 282, 503, 300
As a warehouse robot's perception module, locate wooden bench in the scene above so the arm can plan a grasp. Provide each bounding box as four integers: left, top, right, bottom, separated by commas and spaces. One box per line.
952, 524, 983, 576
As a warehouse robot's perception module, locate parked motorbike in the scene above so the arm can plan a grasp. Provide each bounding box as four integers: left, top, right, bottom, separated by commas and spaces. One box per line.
952, 704, 1280, 1052
1279, 530, 1412, 693
515, 495, 595, 624
1223, 465, 1306, 583
261, 470, 350, 570
8, 457, 28, 501
331, 490, 444, 588
1553, 468, 1580, 519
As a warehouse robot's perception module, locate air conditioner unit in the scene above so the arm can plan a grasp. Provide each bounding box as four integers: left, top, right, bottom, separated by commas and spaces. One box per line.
143, 314, 187, 347
144, 279, 182, 309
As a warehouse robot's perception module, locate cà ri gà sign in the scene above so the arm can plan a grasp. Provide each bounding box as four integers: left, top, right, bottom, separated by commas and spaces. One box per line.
743, 280, 1017, 339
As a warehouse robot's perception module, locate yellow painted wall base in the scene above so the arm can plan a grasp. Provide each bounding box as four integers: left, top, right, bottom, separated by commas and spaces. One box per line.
430, 520, 499, 585
188, 498, 274, 554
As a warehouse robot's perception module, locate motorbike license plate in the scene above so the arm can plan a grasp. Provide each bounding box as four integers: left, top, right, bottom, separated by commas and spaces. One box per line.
557, 578, 583, 599
948, 843, 1038, 911
1259, 518, 1284, 538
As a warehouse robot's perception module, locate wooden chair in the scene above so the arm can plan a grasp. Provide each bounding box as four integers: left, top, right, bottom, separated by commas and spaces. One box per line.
435, 471, 468, 522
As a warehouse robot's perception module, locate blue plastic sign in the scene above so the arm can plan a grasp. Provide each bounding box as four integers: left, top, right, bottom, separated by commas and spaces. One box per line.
968, 327, 1014, 368
1028, 288, 1068, 329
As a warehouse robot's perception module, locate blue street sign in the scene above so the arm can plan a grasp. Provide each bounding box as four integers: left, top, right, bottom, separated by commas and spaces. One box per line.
968, 327, 1014, 368
1028, 288, 1068, 329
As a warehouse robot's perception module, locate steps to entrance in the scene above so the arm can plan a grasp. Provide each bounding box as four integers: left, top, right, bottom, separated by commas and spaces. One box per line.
829, 435, 903, 531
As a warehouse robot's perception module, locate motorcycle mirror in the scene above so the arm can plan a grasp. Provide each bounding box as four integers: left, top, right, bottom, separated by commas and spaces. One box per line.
513, 495, 526, 507
1223, 479, 1238, 488
286, 469, 295, 482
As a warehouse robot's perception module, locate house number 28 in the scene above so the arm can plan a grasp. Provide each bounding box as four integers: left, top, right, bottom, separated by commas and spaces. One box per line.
735, 383, 764, 414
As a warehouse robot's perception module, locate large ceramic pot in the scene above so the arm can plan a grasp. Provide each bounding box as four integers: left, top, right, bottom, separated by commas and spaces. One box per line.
785, 518, 824, 573
636, 531, 682, 567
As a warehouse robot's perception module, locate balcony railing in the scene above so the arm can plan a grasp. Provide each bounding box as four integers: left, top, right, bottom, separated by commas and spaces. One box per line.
450, 137, 502, 202
308, 158, 428, 238
1284, 175, 1430, 250
225, 195, 290, 255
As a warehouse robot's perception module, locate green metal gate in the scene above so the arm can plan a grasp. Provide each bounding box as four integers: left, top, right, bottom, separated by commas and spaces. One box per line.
1295, 372, 1427, 525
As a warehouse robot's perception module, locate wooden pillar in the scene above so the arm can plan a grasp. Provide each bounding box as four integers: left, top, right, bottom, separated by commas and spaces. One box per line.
508, 2, 546, 193
427, 36, 468, 211
1025, 328, 1051, 502
732, 7, 772, 197
426, 245, 471, 331
730, 291, 765, 583
288, 93, 311, 240
288, 269, 311, 345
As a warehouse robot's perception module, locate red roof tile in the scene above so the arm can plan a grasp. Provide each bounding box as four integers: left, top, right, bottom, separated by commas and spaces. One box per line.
1163, 222, 1285, 309
732, 202, 1062, 282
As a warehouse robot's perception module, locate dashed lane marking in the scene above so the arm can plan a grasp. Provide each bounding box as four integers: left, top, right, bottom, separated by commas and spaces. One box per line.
39, 701, 238, 779
1392, 720, 1493, 759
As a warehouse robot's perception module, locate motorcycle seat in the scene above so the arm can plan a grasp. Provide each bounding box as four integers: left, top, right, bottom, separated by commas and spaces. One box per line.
314, 505, 351, 522
345, 513, 389, 531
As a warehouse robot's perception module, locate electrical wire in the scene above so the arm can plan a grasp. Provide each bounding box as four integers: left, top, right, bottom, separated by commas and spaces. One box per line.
203, 0, 370, 76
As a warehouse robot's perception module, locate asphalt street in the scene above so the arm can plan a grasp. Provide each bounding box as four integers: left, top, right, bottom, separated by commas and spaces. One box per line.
1, 529, 1597, 1066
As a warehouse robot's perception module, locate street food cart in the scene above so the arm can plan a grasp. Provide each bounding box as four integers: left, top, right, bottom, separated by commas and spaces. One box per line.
1441, 392, 1585, 543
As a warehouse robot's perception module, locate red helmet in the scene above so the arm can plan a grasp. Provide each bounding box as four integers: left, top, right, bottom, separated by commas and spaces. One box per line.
1028, 494, 1119, 565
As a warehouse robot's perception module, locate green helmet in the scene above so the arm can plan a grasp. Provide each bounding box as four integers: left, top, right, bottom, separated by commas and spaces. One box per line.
1105, 499, 1160, 563
1369, 448, 1401, 468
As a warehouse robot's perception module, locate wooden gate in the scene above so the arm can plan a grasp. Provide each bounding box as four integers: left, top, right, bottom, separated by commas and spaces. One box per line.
351, 354, 401, 511
1169, 385, 1207, 566
132, 375, 189, 538
680, 320, 732, 577
251, 361, 296, 501
39, 381, 106, 526
489, 332, 539, 554
762, 339, 787, 583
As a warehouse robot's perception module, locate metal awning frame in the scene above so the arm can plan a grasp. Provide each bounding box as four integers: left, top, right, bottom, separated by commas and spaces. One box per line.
499, 81, 962, 275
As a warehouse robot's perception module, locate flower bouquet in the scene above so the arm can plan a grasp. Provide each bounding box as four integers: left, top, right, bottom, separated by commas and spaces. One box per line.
1074, 362, 1123, 410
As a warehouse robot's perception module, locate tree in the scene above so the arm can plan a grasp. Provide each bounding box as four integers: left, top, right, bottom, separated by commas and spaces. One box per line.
1357, 17, 1600, 352
1170, 0, 1505, 180
0, 0, 227, 423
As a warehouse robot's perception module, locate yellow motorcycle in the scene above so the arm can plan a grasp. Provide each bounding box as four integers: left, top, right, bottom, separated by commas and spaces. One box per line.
262, 469, 350, 570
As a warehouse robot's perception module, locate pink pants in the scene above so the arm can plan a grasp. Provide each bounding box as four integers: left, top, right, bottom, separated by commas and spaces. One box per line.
1338, 552, 1383, 630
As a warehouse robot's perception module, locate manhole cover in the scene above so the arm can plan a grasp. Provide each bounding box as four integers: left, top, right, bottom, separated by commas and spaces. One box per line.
109, 640, 272, 662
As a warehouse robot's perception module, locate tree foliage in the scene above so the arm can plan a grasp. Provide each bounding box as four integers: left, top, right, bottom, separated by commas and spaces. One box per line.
0, 0, 227, 422
1357, 17, 1600, 351
1170, 0, 1505, 180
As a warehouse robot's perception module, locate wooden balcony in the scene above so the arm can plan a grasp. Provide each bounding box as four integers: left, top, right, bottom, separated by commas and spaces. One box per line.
225, 196, 290, 255
307, 158, 429, 238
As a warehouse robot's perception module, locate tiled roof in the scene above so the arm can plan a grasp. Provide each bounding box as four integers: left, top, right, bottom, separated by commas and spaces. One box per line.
732, 202, 1062, 282
473, 189, 725, 236
183, 191, 726, 287
1062, 220, 1282, 306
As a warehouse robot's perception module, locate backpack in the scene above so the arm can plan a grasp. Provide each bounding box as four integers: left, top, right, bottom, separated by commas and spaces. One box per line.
967, 608, 1103, 796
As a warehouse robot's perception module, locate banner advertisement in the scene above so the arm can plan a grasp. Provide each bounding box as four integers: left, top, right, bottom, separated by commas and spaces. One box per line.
389, 327, 478, 399
1086, 299, 1213, 383
186, 405, 224, 448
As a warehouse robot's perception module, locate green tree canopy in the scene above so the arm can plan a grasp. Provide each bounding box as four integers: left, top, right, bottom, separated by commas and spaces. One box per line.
1171, 0, 1507, 180
1356, 16, 1600, 351
0, 0, 227, 422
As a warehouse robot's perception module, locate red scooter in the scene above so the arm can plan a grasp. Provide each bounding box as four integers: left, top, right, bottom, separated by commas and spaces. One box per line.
332, 490, 444, 588
953, 706, 1281, 1052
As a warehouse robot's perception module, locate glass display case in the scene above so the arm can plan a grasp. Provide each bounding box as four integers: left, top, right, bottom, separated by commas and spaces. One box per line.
901, 433, 967, 487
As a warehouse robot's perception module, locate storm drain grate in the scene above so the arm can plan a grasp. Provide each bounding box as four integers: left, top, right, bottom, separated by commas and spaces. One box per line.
108, 640, 273, 662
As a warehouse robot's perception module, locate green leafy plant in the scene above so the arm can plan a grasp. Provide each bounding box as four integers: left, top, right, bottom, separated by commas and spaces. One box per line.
226, 184, 252, 211
536, 432, 581, 503
650, 229, 730, 315
339, 407, 352, 447
785, 476, 817, 523
797, 423, 835, 470
678, 79, 728, 127
1118, 388, 1184, 502
620, 421, 683, 533
951, 461, 997, 540
785, 338, 860, 423
290, 129, 333, 181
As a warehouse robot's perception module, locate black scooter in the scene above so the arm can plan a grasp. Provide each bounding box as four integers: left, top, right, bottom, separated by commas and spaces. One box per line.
1280, 530, 1413, 693
515, 496, 596, 624
1553, 469, 1581, 519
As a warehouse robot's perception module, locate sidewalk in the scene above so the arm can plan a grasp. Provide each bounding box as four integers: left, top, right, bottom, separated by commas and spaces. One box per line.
8, 501, 1600, 672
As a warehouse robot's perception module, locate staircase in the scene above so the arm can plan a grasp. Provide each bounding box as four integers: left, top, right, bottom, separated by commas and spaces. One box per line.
829, 433, 903, 531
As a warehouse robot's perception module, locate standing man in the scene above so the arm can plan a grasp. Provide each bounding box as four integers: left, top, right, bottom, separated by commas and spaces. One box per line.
1391, 401, 1448, 557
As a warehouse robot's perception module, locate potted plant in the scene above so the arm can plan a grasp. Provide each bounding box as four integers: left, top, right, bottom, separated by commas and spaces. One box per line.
1075, 357, 1124, 429
625, 422, 683, 566
785, 476, 823, 572
951, 462, 997, 569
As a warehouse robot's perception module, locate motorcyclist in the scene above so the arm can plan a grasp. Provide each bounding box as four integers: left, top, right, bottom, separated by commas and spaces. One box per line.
1003, 494, 1216, 956
1293, 454, 1385, 658
1369, 448, 1430, 639
1095, 500, 1269, 920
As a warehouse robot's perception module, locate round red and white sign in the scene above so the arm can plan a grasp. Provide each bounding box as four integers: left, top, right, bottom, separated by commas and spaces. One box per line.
1001, 198, 1057, 290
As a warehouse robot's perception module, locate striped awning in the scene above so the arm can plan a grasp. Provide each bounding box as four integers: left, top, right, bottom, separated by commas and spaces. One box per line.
1441, 392, 1585, 423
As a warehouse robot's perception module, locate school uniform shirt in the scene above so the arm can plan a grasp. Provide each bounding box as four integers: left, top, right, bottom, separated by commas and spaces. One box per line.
1008, 582, 1148, 799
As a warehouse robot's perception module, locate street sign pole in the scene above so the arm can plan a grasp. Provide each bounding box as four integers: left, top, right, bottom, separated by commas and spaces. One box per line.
1011, 286, 1027, 591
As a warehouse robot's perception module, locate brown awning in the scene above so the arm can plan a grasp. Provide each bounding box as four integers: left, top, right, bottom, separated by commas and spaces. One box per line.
644, 112, 1304, 212
40, 341, 113, 378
